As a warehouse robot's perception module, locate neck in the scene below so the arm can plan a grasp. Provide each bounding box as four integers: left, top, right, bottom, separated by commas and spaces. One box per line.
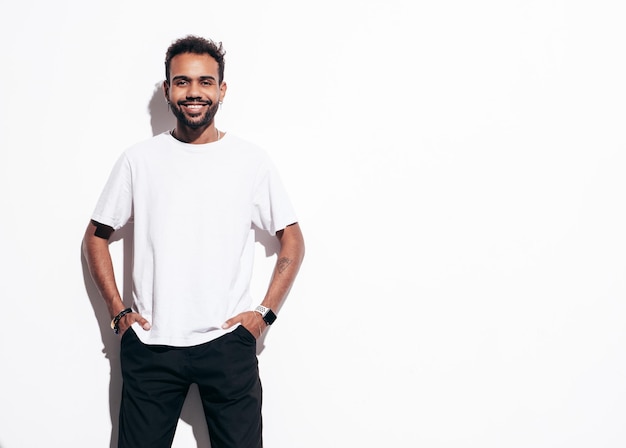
172, 123, 221, 144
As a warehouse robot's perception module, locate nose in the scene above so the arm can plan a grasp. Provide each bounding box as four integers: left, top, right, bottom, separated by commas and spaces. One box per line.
186, 81, 202, 100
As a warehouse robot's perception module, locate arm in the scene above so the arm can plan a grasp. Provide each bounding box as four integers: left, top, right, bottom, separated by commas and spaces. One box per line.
82, 221, 150, 335
223, 222, 305, 337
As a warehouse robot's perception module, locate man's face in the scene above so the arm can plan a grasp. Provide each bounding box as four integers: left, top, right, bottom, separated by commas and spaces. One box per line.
164, 52, 226, 129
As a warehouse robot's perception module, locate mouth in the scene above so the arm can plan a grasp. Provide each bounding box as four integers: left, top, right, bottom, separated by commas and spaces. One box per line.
180, 101, 209, 106
179, 101, 210, 113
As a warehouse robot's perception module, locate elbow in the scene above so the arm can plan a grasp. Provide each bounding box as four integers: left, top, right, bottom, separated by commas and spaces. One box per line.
278, 223, 305, 264
297, 237, 306, 264
81, 227, 91, 258
291, 224, 306, 263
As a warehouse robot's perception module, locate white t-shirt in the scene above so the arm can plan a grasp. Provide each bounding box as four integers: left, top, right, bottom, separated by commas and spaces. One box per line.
92, 132, 297, 346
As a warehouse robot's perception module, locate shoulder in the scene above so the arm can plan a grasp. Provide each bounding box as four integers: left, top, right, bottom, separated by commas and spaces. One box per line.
218, 134, 278, 172
124, 132, 171, 158
223, 134, 268, 157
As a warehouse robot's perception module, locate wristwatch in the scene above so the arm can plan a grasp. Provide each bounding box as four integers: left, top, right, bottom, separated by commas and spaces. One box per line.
254, 305, 277, 325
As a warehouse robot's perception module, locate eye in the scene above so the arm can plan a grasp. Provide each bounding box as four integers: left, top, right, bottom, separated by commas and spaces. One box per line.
176, 80, 188, 86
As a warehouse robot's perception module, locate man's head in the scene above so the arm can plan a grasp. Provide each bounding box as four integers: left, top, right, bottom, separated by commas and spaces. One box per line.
165, 35, 226, 85
163, 36, 227, 131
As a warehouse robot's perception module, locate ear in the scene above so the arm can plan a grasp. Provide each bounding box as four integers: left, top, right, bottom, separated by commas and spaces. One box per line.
163, 80, 170, 102
219, 81, 227, 102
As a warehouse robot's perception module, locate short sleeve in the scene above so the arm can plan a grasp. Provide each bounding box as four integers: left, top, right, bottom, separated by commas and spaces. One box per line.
251, 159, 298, 235
91, 153, 133, 230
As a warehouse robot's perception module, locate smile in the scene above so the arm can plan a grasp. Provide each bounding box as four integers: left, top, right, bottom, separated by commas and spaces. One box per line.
183, 104, 207, 110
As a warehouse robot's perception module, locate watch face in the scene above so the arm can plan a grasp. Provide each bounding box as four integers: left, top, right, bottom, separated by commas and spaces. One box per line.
263, 309, 277, 325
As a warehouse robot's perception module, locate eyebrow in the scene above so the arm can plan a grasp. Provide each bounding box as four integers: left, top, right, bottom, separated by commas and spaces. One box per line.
171, 75, 217, 82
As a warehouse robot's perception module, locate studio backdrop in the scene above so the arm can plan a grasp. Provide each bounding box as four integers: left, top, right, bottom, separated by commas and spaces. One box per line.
1, 1, 625, 447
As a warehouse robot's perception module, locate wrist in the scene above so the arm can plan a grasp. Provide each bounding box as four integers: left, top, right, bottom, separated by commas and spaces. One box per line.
254, 305, 277, 326
111, 308, 132, 334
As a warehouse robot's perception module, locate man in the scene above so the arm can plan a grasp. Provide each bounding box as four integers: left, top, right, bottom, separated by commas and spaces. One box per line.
82, 35, 305, 448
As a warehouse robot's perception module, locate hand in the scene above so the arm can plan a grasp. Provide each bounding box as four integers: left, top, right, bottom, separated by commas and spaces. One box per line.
222, 311, 267, 338
117, 312, 151, 336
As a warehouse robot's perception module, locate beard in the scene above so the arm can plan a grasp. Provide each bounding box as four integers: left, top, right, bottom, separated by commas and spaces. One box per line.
170, 100, 220, 129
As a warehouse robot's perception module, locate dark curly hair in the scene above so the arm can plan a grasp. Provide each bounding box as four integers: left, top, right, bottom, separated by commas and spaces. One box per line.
164, 35, 226, 84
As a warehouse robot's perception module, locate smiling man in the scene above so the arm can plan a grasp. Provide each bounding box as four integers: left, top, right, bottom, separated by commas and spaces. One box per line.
82, 35, 305, 448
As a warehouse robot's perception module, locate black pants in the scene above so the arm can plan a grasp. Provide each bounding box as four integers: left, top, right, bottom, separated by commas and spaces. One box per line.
118, 326, 263, 448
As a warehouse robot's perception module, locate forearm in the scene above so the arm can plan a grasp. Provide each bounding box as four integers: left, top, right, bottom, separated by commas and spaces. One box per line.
260, 223, 305, 311
82, 222, 125, 318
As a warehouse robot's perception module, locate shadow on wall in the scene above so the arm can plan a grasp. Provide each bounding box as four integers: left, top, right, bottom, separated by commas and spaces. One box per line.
149, 81, 176, 136
81, 223, 134, 448
81, 85, 282, 448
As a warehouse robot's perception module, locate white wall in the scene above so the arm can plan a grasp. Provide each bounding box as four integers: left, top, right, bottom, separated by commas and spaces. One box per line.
1, 1, 625, 447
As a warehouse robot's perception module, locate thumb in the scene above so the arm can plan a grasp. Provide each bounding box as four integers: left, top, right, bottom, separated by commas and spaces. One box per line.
134, 314, 151, 331
222, 315, 240, 329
